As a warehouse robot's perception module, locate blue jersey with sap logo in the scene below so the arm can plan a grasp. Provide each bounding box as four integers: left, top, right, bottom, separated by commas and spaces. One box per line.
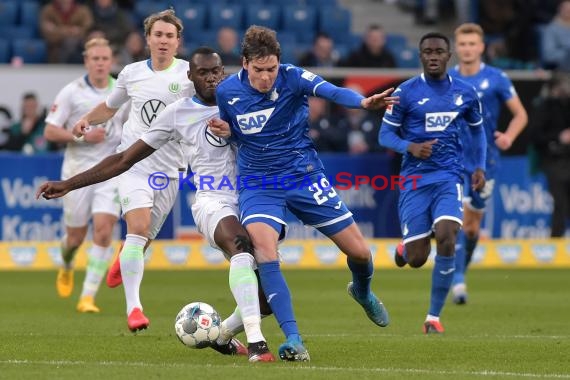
381, 74, 483, 188
449, 63, 515, 176
216, 64, 326, 177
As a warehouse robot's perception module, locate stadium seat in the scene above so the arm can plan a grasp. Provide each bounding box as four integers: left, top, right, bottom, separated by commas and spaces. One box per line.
310, 0, 338, 6
185, 29, 218, 46
386, 33, 408, 52
394, 48, 420, 68
0, 1, 18, 26
0, 26, 36, 40
282, 5, 317, 44
0, 39, 10, 64
318, 6, 351, 44
276, 31, 297, 45
266, 0, 303, 6
279, 42, 300, 65
245, 5, 281, 30
208, 4, 243, 30
20, 2, 40, 33
178, 4, 207, 33
133, 1, 168, 24
12, 39, 47, 64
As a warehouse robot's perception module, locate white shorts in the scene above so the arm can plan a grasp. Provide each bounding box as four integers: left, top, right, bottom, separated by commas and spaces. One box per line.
191, 193, 239, 253
118, 170, 179, 239
63, 177, 121, 228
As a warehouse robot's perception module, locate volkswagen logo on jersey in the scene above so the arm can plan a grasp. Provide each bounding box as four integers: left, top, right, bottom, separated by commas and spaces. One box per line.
236, 108, 275, 134
141, 99, 166, 127
204, 126, 229, 147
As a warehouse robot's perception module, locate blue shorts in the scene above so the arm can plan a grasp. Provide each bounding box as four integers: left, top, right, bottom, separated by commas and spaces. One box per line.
398, 181, 463, 244
463, 171, 495, 211
239, 171, 354, 238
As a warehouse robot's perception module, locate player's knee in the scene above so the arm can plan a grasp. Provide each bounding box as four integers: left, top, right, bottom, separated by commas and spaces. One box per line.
93, 225, 113, 246
435, 234, 455, 256
66, 235, 83, 249
127, 221, 150, 237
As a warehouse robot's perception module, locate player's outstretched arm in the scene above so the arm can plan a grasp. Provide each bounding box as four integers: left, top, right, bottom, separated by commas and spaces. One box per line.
361, 88, 399, 110
72, 101, 119, 138
36, 140, 156, 200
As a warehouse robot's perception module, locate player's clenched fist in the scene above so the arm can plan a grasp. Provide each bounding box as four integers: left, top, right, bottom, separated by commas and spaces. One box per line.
408, 139, 438, 159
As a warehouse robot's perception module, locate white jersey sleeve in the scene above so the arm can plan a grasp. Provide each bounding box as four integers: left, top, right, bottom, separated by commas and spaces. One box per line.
45, 83, 74, 128
45, 76, 125, 179
106, 66, 131, 110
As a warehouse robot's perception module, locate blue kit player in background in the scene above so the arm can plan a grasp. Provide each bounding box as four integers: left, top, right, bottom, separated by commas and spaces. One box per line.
449, 23, 528, 304
379, 32, 487, 334
209, 25, 398, 361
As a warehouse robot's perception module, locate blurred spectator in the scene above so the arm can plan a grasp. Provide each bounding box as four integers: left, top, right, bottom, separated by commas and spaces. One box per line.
542, 0, 570, 71
340, 25, 396, 68
308, 97, 344, 152
530, 72, 570, 237
413, 0, 471, 25
336, 107, 383, 154
217, 27, 241, 66
88, 0, 133, 49
298, 33, 340, 68
113, 31, 147, 70
0, 106, 13, 147
479, 0, 539, 69
3, 93, 57, 154
40, 0, 94, 63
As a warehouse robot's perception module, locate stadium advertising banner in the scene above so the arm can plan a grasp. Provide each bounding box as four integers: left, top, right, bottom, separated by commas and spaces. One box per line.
1, 239, 569, 270
485, 156, 556, 239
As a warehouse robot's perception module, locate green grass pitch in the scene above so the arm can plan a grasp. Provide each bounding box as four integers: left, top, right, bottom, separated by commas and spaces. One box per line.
1, 269, 569, 379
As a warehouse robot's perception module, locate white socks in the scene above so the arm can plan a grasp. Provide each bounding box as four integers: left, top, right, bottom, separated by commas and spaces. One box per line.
228, 253, 265, 344
120, 234, 148, 315
80, 244, 114, 298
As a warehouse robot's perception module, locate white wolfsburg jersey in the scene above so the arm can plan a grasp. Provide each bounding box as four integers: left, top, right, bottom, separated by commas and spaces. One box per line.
45, 75, 128, 180
141, 96, 236, 198
107, 59, 195, 178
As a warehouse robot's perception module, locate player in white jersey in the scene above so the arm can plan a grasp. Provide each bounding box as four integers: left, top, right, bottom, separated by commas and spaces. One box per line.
70, 10, 194, 331
38, 48, 276, 362
44, 38, 128, 313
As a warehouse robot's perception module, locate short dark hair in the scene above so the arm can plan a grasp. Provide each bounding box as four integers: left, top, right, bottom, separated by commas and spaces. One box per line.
189, 46, 221, 68
419, 32, 450, 50
23, 92, 37, 101
241, 25, 281, 62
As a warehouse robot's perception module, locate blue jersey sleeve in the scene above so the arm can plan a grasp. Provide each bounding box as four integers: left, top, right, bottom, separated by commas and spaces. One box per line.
379, 87, 410, 154
497, 71, 516, 103
465, 88, 486, 170
286, 65, 363, 108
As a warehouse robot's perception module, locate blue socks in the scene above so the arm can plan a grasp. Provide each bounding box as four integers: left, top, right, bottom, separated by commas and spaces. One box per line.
258, 261, 299, 339
453, 230, 466, 285
347, 257, 373, 300
429, 255, 455, 317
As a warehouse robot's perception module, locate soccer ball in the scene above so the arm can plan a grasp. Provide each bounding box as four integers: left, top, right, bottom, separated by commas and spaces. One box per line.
174, 302, 221, 349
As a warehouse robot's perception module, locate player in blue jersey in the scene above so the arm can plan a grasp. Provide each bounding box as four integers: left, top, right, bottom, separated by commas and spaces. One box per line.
379, 32, 487, 334
208, 25, 398, 361
448, 23, 528, 304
